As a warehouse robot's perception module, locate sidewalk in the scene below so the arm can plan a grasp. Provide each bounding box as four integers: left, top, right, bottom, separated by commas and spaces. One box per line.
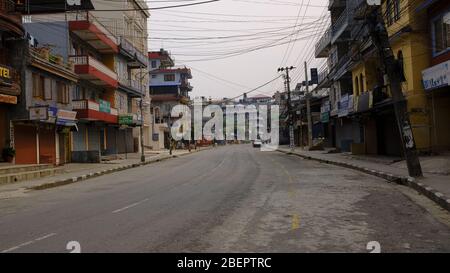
0, 148, 207, 199
277, 146, 450, 212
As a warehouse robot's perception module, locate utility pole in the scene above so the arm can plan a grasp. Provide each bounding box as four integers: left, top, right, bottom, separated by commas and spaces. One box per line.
304, 61, 313, 148
139, 66, 146, 163
365, 7, 423, 177
278, 66, 296, 149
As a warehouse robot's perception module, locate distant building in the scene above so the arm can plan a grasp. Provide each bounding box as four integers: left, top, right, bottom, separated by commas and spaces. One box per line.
148, 49, 193, 149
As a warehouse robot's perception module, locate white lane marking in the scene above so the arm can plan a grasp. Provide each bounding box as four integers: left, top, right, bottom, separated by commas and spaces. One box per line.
112, 198, 149, 214
1, 233, 57, 253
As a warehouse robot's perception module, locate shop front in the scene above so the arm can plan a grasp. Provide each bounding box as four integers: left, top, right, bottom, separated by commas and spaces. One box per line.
13, 106, 78, 165
422, 60, 450, 152
0, 64, 20, 161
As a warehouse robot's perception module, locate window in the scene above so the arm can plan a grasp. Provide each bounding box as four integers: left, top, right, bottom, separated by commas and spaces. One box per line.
32, 73, 44, 99
151, 74, 157, 79
56, 82, 70, 104
386, 0, 400, 26
164, 74, 175, 82
355, 76, 360, 96
44, 78, 52, 100
151, 61, 157, 68
432, 11, 450, 56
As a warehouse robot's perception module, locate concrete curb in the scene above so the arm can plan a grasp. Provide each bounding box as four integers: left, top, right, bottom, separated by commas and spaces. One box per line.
28, 148, 210, 191
278, 149, 450, 213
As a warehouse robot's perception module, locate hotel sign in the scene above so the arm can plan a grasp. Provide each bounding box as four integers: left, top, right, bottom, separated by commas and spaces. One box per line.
422, 60, 450, 91
0, 94, 17, 104
0, 65, 12, 84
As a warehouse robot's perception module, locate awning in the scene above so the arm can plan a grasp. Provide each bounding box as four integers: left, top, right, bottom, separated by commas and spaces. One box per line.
415, 0, 438, 12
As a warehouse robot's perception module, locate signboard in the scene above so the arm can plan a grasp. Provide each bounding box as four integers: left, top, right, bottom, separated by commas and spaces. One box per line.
0, 65, 12, 84
0, 94, 17, 104
29, 106, 49, 121
56, 109, 77, 127
320, 100, 330, 123
338, 94, 350, 118
356, 92, 372, 113
348, 95, 354, 113
310, 68, 318, 85
119, 115, 134, 125
321, 112, 330, 123
422, 60, 450, 91
98, 99, 111, 113
57, 109, 77, 121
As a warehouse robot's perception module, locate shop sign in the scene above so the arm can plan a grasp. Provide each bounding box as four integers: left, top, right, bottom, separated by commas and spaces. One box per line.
0, 94, 17, 104
56, 109, 77, 127
29, 106, 49, 121
422, 60, 450, 91
98, 99, 111, 113
321, 112, 330, 123
0, 65, 12, 84
348, 95, 354, 113
57, 109, 77, 121
356, 92, 372, 113
119, 115, 134, 125
338, 94, 350, 118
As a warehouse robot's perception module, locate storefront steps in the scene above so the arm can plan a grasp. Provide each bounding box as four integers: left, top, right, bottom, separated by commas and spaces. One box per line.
0, 165, 62, 186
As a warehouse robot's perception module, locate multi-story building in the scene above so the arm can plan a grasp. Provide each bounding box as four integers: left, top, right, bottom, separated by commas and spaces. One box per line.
149, 49, 193, 149
419, 0, 450, 153
89, 0, 151, 152
0, 0, 24, 161
16, 0, 149, 163
314, 0, 441, 156
347, 0, 432, 156
315, 0, 359, 152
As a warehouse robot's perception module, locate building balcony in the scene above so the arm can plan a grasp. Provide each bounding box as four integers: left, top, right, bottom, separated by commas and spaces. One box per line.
353, 0, 379, 20
69, 55, 118, 88
72, 99, 118, 124
0, 1, 23, 37
119, 78, 146, 97
119, 37, 148, 68
329, 0, 347, 10
180, 80, 193, 91
30, 47, 78, 82
67, 11, 118, 54
315, 26, 332, 58
0, 64, 20, 97
331, 6, 353, 43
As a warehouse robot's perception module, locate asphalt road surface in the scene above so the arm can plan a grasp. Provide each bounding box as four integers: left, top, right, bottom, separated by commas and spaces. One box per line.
1, 145, 450, 253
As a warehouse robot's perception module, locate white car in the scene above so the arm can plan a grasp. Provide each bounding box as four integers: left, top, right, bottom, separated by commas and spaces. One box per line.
253, 140, 262, 148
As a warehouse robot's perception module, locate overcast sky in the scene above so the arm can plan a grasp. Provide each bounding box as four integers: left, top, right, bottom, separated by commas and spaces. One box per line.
147, 0, 329, 100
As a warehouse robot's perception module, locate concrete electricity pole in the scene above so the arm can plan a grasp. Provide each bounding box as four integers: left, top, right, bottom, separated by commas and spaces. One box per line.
304, 62, 313, 148
278, 66, 296, 149
365, 6, 423, 177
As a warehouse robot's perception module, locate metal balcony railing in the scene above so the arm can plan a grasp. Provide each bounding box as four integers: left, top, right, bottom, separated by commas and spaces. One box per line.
73, 99, 119, 116
66, 11, 118, 45
119, 36, 148, 67
72, 99, 100, 112
69, 55, 118, 81
315, 26, 332, 58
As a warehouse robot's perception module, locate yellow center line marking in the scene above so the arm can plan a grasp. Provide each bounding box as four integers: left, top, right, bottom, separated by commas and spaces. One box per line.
292, 214, 300, 230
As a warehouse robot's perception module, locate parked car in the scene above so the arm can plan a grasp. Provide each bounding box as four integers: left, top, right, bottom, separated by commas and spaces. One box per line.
253, 140, 262, 148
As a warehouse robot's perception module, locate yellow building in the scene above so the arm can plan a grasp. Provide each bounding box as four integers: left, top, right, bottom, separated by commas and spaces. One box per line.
350, 0, 433, 154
